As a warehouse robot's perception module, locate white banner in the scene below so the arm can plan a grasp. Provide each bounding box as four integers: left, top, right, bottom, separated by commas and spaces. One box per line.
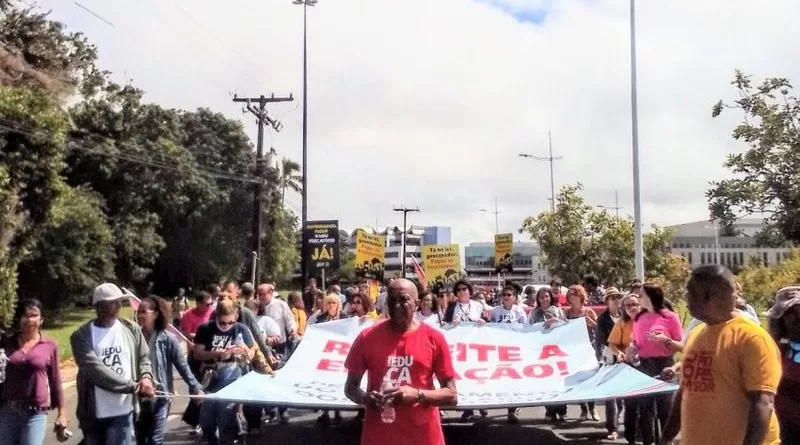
211, 318, 677, 409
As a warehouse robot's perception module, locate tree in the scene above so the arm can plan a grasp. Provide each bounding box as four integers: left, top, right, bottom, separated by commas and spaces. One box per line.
277, 157, 302, 205
736, 249, 800, 310
648, 253, 691, 306
17, 186, 115, 309
708, 71, 800, 246
520, 184, 673, 286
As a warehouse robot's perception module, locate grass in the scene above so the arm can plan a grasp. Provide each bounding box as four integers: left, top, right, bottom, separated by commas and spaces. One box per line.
43, 306, 133, 361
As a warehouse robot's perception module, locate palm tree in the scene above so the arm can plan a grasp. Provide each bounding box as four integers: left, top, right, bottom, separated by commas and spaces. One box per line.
277, 157, 302, 205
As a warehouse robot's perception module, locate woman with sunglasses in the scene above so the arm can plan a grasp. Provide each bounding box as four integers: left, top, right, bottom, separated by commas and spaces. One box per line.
607, 293, 641, 442
193, 299, 256, 445
135, 296, 203, 445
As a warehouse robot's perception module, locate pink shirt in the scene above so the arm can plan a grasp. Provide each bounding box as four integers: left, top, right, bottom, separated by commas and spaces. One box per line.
181, 307, 212, 337
633, 310, 683, 358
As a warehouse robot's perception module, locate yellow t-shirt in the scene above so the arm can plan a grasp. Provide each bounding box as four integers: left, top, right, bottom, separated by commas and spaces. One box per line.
680, 316, 782, 445
291, 307, 307, 336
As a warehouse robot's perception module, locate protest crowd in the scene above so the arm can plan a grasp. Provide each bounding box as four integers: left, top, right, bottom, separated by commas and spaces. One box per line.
0, 266, 798, 445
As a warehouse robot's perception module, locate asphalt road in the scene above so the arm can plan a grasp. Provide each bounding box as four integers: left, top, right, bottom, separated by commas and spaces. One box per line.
44, 379, 622, 445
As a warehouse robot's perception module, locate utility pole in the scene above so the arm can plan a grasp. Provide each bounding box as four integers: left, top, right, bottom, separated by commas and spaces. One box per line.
393, 206, 420, 279
597, 190, 623, 218
233, 93, 294, 281
519, 130, 563, 212
292, 0, 318, 286
479, 197, 501, 234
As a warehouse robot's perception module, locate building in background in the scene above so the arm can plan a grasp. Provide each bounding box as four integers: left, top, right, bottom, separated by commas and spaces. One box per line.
667, 219, 791, 271
464, 241, 550, 287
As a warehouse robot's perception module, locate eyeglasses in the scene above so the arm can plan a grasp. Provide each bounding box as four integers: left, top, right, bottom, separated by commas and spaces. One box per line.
217, 320, 236, 326
624, 303, 640, 309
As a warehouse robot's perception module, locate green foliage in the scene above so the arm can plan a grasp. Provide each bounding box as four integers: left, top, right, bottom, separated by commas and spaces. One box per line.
278, 157, 302, 205
520, 184, 673, 286
648, 253, 691, 306
17, 185, 115, 309
708, 71, 800, 245
737, 249, 800, 310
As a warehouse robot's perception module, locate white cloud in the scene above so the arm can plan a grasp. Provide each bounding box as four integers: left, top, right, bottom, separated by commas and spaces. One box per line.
36, 0, 800, 252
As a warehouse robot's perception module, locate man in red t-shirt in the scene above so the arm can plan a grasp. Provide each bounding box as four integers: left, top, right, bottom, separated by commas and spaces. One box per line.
344, 279, 457, 445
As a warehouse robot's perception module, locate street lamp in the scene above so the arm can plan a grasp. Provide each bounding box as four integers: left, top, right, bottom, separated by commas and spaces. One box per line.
596, 190, 622, 218
519, 131, 562, 212
293, 0, 317, 285
478, 197, 501, 234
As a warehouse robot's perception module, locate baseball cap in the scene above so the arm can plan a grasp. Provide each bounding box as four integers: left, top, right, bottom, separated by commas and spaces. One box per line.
765, 286, 800, 320
93, 283, 134, 305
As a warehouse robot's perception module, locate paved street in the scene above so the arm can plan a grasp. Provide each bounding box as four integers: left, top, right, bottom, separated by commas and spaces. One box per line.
43, 377, 622, 445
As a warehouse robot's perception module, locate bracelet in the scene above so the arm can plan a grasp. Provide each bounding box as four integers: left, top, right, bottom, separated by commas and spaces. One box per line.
416, 388, 426, 405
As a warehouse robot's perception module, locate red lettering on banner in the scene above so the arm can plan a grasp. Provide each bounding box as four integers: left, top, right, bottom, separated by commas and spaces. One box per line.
449, 343, 468, 361
316, 359, 344, 372
538, 344, 567, 360
557, 361, 568, 376
522, 364, 554, 378
464, 368, 488, 383
498, 346, 521, 362
490, 365, 522, 380
470, 344, 496, 362
322, 340, 351, 356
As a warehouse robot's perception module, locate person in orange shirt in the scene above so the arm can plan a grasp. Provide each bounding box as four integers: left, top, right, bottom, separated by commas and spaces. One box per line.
661, 265, 782, 445
607, 293, 640, 443
287, 291, 307, 337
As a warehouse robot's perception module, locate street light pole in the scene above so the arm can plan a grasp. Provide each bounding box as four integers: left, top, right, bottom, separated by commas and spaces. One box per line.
479, 197, 501, 234
630, 0, 645, 280
519, 130, 563, 212
597, 190, 623, 218
293, 0, 317, 285
393, 206, 420, 278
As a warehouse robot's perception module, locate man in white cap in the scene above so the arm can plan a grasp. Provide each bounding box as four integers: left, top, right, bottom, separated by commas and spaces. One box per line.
70, 283, 155, 445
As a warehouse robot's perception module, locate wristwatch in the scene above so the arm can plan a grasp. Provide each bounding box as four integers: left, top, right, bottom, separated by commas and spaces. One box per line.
416, 388, 426, 404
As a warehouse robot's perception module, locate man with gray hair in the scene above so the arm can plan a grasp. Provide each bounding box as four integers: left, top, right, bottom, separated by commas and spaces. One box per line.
71, 283, 155, 445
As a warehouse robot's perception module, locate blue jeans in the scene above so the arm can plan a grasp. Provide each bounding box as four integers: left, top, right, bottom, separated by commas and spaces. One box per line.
200, 364, 244, 445
0, 404, 47, 445
83, 412, 133, 445
135, 399, 169, 445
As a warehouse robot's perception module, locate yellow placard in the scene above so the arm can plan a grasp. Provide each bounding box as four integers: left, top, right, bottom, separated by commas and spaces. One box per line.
422, 244, 461, 292
355, 231, 385, 280
494, 233, 514, 273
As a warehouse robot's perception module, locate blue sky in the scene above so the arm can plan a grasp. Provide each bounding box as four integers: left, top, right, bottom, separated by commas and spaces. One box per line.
476, 0, 552, 24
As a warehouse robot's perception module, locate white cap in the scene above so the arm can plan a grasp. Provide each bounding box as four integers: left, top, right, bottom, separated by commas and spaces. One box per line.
93, 283, 133, 305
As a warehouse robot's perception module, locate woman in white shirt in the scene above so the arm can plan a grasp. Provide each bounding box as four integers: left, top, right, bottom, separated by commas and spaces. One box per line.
416, 290, 443, 326
448, 280, 486, 326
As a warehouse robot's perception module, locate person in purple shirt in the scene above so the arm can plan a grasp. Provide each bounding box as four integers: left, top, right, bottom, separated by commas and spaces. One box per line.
0, 298, 66, 445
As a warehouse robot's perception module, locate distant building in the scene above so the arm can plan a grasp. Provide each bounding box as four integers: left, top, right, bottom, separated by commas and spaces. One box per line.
353, 225, 452, 280
667, 219, 792, 271
464, 241, 550, 287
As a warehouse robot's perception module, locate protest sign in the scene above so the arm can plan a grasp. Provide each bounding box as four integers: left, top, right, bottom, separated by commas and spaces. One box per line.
212, 318, 677, 409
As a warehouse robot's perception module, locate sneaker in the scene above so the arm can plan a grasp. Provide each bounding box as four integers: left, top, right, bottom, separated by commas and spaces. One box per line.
579, 412, 588, 421
556, 413, 567, 422
606, 432, 619, 440
589, 408, 599, 421
189, 425, 202, 436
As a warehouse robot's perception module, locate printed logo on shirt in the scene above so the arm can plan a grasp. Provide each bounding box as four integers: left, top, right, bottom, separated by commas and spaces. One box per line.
499, 312, 517, 323
100, 346, 125, 375
682, 350, 715, 393
211, 334, 232, 351
384, 355, 414, 386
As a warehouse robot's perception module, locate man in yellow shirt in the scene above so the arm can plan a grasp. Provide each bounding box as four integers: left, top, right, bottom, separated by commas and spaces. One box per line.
661, 265, 782, 445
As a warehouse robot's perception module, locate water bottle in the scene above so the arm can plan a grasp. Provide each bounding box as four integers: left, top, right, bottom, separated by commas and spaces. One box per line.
380, 379, 396, 424
0, 349, 6, 383
626, 344, 641, 367
234, 333, 246, 363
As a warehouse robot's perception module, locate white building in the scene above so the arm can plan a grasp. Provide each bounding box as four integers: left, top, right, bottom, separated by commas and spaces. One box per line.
464, 241, 551, 286
667, 219, 792, 270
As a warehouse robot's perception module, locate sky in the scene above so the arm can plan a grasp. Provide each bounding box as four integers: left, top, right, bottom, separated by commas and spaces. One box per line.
32, 0, 800, 251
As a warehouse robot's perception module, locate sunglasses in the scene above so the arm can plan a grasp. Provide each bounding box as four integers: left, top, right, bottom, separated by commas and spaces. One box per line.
217, 320, 236, 327
624, 303, 640, 309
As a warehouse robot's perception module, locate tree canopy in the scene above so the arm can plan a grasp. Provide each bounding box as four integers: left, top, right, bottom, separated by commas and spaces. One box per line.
0, 1, 300, 322
520, 184, 673, 286
708, 71, 800, 246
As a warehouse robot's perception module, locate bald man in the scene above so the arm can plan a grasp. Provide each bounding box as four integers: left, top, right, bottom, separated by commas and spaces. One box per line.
344, 279, 458, 445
